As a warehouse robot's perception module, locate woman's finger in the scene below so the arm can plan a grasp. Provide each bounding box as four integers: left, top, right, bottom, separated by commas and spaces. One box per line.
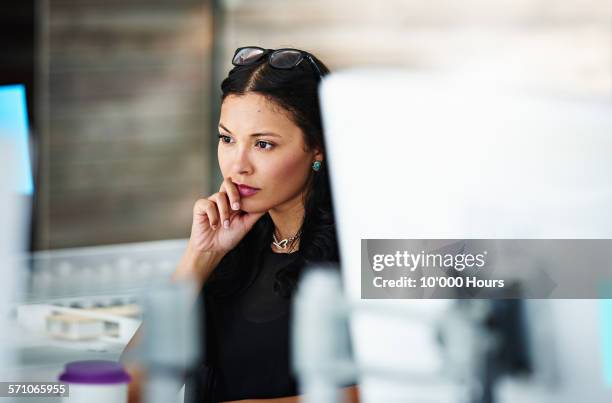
209, 192, 231, 229
194, 198, 219, 229
220, 177, 242, 211
205, 202, 221, 229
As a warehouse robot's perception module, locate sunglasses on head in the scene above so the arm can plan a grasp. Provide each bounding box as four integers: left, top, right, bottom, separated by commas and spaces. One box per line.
231, 46, 323, 80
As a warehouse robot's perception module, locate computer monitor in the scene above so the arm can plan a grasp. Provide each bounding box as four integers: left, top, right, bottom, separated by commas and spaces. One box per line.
0, 84, 34, 196
0, 83, 32, 376
319, 70, 612, 402
0, 83, 36, 254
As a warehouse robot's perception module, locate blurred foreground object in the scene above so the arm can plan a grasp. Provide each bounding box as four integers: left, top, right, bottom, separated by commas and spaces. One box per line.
139, 280, 200, 403
0, 84, 30, 377
317, 70, 612, 402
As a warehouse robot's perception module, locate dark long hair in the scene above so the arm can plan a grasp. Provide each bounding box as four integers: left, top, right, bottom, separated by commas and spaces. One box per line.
204, 48, 339, 299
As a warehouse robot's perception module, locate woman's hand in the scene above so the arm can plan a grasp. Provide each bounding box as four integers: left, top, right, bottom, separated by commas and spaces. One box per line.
188, 177, 265, 256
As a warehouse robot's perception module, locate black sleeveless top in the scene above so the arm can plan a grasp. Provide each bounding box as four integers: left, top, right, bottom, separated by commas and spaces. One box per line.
185, 247, 300, 402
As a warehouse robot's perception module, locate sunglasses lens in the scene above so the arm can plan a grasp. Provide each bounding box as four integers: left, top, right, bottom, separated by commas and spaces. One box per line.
269, 50, 303, 69
233, 47, 265, 65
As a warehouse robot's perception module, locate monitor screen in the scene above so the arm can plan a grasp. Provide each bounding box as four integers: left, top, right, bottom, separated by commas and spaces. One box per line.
0, 84, 34, 195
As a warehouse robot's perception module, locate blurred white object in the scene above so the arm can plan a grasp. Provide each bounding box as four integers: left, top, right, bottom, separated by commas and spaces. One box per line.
47, 314, 105, 341
140, 281, 200, 403
17, 304, 140, 345
0, 126, 29, 377
64, 383, 128, 403
320, 70, 612, 272
27, 239, 187, 300
293, 268, 354, 403
319, 69, 612, 402
294, 269, 477, 403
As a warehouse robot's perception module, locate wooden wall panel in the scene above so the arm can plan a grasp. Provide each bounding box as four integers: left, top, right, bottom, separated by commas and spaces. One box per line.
220, 0, 611, 98
38, 0, 213, 249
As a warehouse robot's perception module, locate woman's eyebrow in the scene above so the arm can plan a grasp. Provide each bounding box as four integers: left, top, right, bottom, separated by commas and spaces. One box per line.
218, 123, 281, 138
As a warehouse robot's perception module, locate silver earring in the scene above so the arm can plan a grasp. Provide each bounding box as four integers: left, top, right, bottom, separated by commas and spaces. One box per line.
312, 160, 322, 171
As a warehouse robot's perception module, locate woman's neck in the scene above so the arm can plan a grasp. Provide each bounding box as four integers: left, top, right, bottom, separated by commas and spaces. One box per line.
268, 194, 305, 246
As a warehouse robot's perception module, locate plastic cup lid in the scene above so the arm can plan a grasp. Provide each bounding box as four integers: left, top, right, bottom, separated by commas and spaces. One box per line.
59, 360, 131, 385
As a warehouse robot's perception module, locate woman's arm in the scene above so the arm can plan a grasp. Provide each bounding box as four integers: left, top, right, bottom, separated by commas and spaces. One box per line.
122, 182, 263, 403
222, 385, 360, 403
172, 243, 226, 287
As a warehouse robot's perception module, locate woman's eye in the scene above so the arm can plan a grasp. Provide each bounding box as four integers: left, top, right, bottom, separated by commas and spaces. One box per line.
255, 140, 274, 150
218, 135, 273, 150
218, 134, 232, 144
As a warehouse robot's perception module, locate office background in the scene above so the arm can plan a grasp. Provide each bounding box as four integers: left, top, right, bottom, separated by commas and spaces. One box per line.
0, 0, 610, 249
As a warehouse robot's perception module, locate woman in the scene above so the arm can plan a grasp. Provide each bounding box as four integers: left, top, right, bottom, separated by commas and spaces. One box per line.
126, 46, 359, 403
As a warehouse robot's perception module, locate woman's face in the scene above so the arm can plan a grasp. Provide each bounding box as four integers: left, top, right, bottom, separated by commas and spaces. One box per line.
218, 93, 322, 213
